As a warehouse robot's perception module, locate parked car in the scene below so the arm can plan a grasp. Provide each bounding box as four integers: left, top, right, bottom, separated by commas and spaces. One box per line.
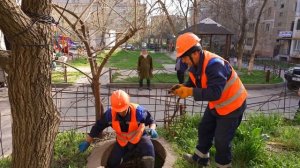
284, 65, 300, 90
122, 44, 135, 50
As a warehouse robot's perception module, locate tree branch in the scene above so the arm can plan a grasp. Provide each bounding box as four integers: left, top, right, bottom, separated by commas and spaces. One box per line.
0, 1, 31, 39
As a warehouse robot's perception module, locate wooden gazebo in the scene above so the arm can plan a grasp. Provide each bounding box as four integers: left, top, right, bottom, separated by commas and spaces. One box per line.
179, 18, 234, 60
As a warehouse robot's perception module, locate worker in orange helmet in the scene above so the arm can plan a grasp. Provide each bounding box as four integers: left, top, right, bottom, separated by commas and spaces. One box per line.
169, 32, 247, 168
78, 89, 158, 168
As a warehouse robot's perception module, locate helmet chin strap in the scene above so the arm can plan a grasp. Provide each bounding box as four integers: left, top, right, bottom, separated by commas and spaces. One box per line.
188, 53, 197, 69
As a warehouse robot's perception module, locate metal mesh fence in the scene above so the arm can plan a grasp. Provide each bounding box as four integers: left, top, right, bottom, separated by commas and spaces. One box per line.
0, 84, 298, 157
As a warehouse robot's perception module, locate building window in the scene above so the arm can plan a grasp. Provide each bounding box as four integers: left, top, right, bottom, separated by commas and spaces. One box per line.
281, 3, 284, 8
295, 40, 300, 51
249, 23, 255, 32
297, 19, 300, 30
279, 12, 283, 17
291, 21, 295, 31
266, 23, 270, 31
267, 7, 272, 16
278, 22, 282, 27
246, 38, 253, 46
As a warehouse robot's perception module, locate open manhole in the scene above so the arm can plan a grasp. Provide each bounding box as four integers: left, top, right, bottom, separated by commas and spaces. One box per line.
87, 138, 176, 168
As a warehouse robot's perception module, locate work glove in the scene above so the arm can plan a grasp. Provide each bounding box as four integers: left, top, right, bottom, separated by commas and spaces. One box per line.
148, 129, 158, 139
146, 128, 158, 139
168, 84, 184, 94
174, 86, 193, 99
78, 141, 90, 152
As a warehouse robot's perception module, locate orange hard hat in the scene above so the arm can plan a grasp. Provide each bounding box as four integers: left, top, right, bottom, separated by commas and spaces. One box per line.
111, 90, 130, 112
176, 32, 201, 58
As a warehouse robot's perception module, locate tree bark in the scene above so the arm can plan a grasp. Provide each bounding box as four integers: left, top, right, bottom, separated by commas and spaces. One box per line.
236, 0, 247, 71
248, 0, 268, 75
0, 1, 60, 168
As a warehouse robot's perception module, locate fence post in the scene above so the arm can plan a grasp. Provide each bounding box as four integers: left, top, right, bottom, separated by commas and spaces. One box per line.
266, 70, 270, 83
109, 68, 112, 83
64, 65, 67, 83
278, 67, 281, 77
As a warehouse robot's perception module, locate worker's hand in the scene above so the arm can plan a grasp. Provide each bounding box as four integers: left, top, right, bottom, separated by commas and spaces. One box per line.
168, 84, 184, 94
174, 86, 193, 99
149, 129, 158, 139
78, 141, 90, 152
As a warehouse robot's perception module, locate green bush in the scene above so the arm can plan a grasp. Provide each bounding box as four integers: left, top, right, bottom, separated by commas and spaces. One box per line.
233, 127, 266, 167
52, 131, 90, 168
0, 156, 11, 167
244, 114, 283, 135
0, 131, 89, 168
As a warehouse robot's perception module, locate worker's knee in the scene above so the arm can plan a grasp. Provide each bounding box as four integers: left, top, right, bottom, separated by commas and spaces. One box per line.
138, 136, 155, 157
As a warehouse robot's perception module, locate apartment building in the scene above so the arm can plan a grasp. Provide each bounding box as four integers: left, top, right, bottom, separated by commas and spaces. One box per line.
245, 0, 297, 61
290, 0, 300, 62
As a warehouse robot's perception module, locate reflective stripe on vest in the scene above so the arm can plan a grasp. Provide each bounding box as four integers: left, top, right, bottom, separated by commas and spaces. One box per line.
189, 50, 247, 115
111, 103, 145, 147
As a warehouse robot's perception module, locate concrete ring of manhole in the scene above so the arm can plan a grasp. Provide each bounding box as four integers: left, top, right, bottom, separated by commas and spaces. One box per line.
87, 137, 176, 168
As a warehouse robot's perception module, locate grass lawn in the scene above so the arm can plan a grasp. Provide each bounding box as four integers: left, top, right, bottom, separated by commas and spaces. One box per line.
113, 69, 283, 84
51, 71, 84, 84
237, 69, 283, 84
113, 73, 183, 83
68, 49, 175, 69
107, 50, 174, 69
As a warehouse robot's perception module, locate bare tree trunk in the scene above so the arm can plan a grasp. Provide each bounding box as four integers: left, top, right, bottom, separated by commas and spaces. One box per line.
236, 0, 247, 71
248, 0, 268, 75
92, 78, 103, 120
0, 1, 60, 167
157, 0, 178, 36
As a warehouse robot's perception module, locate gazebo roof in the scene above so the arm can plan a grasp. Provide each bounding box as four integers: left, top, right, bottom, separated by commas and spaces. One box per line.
179, 18, 234, 35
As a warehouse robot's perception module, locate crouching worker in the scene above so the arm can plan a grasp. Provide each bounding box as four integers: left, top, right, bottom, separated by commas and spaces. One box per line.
78, 89, 158, 168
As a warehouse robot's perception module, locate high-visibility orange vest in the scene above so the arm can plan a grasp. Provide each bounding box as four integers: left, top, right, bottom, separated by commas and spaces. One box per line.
189, 51, 247, 115
111, 103, 145, 147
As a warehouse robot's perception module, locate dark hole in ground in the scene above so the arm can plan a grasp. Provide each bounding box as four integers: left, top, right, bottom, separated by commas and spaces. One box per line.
102, 140, 166, 168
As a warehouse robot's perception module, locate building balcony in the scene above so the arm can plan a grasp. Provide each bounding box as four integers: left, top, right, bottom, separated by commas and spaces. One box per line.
290, 52, 300, 58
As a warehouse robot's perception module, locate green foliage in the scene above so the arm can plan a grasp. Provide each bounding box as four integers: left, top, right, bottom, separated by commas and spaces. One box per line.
272, 126, 300, 151
243, 114, 284, 135
293, 109, 300, 125
158, 115, 200, 154
259, 151, 300, 168
233, 127, 266, 167
51, 71, 84, 84
108, 50, 175, 69
237, 69, 283, 84
160, 113, 300, 168
0, 132, 89, 168
69, 57, 89, 67
0, 156, 11, 168
51, 131, 90, 168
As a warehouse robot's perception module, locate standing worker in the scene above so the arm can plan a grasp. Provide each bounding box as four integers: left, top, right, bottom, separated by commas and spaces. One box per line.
138, 49, 153, 90
78, 90, 158, 168
175, 57, 188, 84
169, 32, 247, 168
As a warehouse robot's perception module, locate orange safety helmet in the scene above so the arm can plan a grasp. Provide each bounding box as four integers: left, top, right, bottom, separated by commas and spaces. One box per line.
111, 90, 130, 112
176, 32, 201, 58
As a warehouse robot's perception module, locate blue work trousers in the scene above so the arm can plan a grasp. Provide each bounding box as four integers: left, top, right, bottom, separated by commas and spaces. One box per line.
107, 135, 155, 168
196, 102, 245, 165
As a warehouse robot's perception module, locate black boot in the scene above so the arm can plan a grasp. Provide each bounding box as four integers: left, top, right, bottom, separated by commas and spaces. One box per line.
139, 79, 143, 90
147, 79, 151, 90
